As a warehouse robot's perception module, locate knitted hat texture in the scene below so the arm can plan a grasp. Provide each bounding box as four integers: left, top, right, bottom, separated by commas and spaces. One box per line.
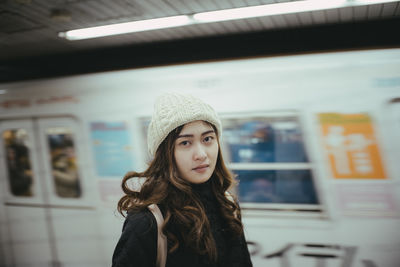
147, 93, 222, 157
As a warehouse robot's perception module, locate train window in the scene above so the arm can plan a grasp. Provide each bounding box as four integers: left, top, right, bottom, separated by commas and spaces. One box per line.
234, 170, 318, 204
222, 115, 320, 211
2, 129, 34, 197
222, 117, 308, 163
46, 127, 81, 198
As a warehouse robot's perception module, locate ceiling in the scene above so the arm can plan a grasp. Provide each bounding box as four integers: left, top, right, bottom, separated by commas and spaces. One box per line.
1, 0, 400, 83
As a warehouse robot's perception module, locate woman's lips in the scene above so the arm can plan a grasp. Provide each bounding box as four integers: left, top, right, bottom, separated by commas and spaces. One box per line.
193, 165, 209, 173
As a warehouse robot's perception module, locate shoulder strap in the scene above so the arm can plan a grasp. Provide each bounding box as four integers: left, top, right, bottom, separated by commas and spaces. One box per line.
225, 191, 238, 218
147, 204, 167, 267
225, 191, 234, 203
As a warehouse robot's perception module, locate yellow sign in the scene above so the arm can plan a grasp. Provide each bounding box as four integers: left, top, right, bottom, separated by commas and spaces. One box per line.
319, 113, 386, 179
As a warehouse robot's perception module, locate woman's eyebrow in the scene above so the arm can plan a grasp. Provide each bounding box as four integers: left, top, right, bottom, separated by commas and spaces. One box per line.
177, 130, 215, 139
177, 134, 193, 139
201, 130, 215, 136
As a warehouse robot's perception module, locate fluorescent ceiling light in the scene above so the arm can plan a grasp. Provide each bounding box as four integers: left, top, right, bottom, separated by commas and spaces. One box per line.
0, 89, 7, 94
193, 0, 348, 22
59, 15, 192, 40
193, 0, 399, 22
355, 0, 400, 4
59, 0, 399, 40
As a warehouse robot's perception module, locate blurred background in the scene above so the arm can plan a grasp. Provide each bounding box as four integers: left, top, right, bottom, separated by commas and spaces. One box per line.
0, 1, 400, 267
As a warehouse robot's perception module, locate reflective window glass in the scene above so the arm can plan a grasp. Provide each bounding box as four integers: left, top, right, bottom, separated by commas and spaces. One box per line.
2, 129, 34, 197
222, 117, 308, 163
235, 170, 319, 204
47, 127, 81, 198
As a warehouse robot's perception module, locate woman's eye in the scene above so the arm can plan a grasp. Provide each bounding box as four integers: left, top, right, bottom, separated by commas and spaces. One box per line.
180, 140, 190, 146
204, 136, 214, 143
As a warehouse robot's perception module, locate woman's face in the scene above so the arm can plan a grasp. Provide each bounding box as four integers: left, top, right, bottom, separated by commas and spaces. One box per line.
174, 120, 219, 184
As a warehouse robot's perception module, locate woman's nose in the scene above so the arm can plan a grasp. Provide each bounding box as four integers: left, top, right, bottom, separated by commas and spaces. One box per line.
193, 144, 207, 161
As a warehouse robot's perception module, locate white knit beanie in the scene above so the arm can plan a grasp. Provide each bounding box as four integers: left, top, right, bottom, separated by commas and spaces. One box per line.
147, 92, 222, 157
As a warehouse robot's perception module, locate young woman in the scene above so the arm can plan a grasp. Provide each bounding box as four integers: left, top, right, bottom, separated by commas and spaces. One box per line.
112, 93, 253, 267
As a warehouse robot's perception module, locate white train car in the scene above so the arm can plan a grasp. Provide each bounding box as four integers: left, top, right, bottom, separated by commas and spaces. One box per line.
0, 48, 399, 267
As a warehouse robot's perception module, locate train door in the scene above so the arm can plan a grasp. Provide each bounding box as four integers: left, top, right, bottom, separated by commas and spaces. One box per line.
0, 117, 100, 267
0, 119, 53, 267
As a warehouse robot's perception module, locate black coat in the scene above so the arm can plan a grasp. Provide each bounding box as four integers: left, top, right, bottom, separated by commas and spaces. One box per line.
112, 181, 253, 267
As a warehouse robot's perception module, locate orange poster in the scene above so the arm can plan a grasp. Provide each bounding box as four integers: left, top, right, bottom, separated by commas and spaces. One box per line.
318, 113, 386, 179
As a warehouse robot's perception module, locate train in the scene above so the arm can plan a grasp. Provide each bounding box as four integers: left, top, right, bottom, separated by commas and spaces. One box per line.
0, 47, 400, 267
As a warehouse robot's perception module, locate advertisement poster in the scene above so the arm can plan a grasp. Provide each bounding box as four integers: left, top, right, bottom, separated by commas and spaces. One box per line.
318, 113, 386, 179
90, 121, 135, 177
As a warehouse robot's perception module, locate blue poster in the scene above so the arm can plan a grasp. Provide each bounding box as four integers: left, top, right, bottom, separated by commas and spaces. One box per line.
90, 121, 135, 177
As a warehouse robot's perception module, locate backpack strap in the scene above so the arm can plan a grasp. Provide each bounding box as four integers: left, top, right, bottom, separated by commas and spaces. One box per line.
225, 191, 234, 203
148, 204, 167, 267
225, 191, 238, 218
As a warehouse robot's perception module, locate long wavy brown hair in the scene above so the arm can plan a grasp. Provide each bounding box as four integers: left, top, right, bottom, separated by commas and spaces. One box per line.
117, 122, 243, 261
